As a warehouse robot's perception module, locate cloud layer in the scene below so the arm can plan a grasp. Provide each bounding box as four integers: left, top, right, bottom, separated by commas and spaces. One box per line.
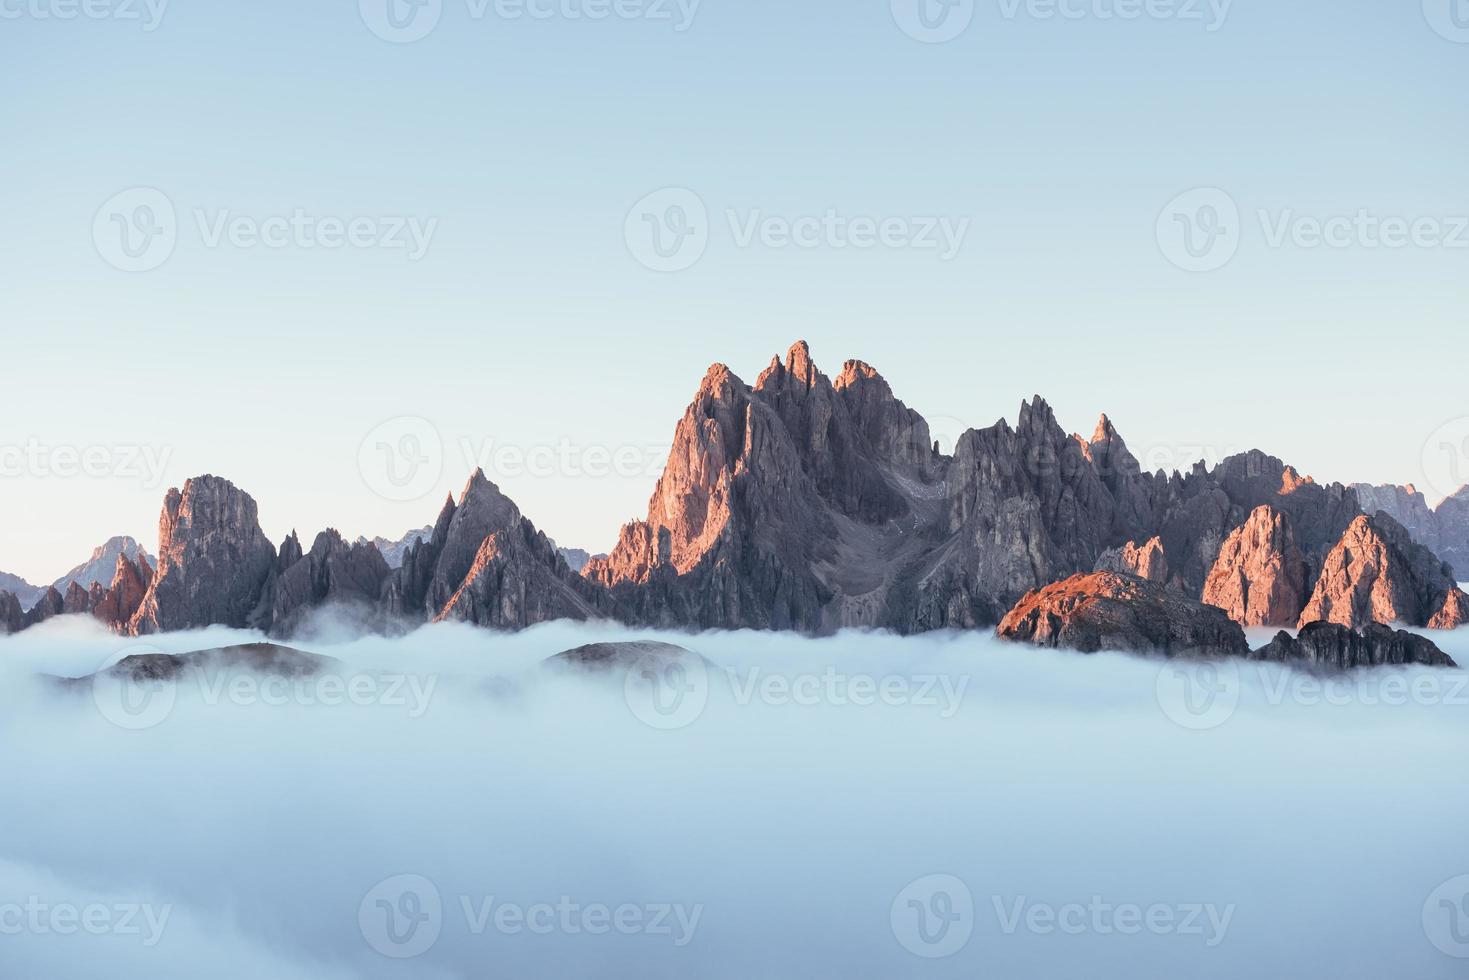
2, 614, 1468, 978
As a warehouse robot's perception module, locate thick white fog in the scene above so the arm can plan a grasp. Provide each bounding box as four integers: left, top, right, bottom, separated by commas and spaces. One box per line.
2, 613, 1468, 978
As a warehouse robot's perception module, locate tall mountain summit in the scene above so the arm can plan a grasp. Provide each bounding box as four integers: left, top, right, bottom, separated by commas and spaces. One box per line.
3, 341, 1465, 648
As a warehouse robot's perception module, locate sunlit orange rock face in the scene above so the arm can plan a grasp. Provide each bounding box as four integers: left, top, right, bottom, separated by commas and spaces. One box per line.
997, 572, 1248, 659
1298, 514, 1469, 630
91, 553, 154, 628
1094, 537, 1169, 584
1201, 506, 1310, 627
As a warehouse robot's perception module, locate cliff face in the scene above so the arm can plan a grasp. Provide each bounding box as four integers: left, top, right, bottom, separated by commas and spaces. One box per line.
1297, 514, 1469, 630
257, 529, 391, 637
126, 475, 278, 635
1095, 537, 1169, 584
1352, 483, 1469, 580
1436, 487, 1469, 576
587, 342, 940, 632
377, 469, 600, 632
1201, 506, 1310, 627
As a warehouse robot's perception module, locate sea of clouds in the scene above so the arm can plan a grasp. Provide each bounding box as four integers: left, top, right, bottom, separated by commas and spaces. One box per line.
2, 612, 1468, 978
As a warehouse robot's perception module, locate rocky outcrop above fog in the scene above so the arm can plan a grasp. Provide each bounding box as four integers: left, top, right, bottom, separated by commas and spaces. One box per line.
1298, 514, 1469, 630
996, 571, 1250, 658
1253, 621, 1456, 669
381, 469, 601, 631
1201, 505, 1310, 626
126, 475, 278, 635
257, 529, 390, 637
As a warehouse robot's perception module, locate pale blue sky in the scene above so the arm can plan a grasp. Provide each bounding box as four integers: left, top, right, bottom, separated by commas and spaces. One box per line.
1, 0, 1466, 582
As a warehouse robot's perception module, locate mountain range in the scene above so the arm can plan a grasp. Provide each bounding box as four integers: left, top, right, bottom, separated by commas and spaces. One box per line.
4, 341, 1467, 666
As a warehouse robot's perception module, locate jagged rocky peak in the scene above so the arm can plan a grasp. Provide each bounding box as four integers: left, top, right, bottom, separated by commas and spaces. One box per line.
434, 518, 601, 630
258, 527, 390, 637
25, 587, 64, 629
1298, 513, 1469, 630
1094, 537, 1168, 584
0, 591, 24, 634
1201, 505, 1311, 627
421, 469, 527, 614
126, 474, 278, 635
51, 535, 154, 592
93, 552, 154, 629
1254, 621, 1455, 669
832, 357, 935, 471
996, 571, 1249, 659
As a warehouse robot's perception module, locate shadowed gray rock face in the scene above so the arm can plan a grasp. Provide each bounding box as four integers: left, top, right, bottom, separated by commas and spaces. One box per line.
57, 643, 338, 687
0, 591, 24, 634
543, 640, 705, 672
127, 475, 277, 635
0, 572, 43, 611
256, 529, 390, 637
996, 572, 1250, 659
1253, 622, 1456, 669
380, 470, 604, 632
